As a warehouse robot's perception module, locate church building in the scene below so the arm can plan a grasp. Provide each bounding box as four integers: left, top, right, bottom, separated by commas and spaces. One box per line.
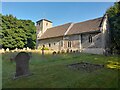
36, 14, 110, 54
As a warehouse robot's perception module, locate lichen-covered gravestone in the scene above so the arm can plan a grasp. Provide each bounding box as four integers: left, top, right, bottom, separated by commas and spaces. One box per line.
13, 52, 32, 79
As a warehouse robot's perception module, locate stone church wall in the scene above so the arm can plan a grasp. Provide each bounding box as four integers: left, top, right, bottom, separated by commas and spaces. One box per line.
38, 37, 63, 51
63, 35, 80, 51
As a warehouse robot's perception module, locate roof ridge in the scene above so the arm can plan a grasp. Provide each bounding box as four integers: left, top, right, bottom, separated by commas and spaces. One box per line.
74, 17, 103, 25
47, 22, 72, 30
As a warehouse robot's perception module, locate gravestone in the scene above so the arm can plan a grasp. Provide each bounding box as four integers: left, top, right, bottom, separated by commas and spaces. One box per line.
27, 47, 29, 50
15, 48, 18, 51
52, 51, 56, 55
6, 48, 9, 52
66, 49, 70, 53
57, 51, 60, 54
2, 48, 5, 53
41, 45, 45, 56
23, 48, 26, 51
13, 52, 32, 79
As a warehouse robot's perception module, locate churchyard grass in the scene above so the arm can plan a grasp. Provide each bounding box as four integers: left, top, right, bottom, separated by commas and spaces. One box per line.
2, 52, 120, 88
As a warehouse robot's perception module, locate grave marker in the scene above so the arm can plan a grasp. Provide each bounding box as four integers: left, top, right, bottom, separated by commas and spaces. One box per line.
41, 45, 45, 55
13, 52, 32, 79
6, 48, 9, 52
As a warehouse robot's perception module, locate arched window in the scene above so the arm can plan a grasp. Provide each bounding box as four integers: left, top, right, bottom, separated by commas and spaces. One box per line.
46, 23, 48, 26
89, 35, 92, 43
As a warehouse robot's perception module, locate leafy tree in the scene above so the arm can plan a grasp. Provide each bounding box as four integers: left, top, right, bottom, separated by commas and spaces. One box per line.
0, 14, 2, 48
1, 14, 36, 49
106, 2, 120, 54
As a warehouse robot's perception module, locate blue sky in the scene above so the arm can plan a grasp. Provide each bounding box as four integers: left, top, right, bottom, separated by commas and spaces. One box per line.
2, 2, 114, 26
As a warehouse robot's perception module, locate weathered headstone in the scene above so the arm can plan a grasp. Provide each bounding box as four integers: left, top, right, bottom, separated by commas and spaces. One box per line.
2, 48, 5, 53
13, 52, 32, 79
27, 47, 29, 50
66, 49, 70, 53
52, 51, 56, 55
23, 48, 26, 51
15, 48, 18, 51
6, 48, 9, 52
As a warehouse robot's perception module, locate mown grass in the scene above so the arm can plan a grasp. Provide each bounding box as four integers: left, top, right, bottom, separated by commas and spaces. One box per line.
2, 52, 120, 88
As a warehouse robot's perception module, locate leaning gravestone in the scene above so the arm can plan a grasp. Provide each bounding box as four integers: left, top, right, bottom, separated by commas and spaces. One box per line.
13, 52, 32, 79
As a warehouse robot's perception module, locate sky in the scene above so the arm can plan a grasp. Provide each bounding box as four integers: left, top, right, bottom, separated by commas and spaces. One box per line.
2, 2, 114, 26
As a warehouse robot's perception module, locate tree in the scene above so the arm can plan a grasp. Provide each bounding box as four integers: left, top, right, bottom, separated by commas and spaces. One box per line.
106, 2, 120, 54
1, 14, 36, 49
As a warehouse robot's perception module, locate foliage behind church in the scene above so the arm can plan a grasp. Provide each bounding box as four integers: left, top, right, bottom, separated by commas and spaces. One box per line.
0, 14, 36, 49
107, 2, 120, 54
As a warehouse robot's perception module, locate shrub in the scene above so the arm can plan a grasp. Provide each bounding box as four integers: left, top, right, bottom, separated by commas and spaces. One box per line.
106, 61, 120, 70
38, 47, 49, 50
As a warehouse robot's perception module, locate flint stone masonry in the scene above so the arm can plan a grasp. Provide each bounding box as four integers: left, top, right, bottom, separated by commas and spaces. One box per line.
13, 52, 32, 79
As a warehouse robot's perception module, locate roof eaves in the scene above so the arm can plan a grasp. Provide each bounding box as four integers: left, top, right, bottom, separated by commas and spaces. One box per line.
38, 35, 63, 40
66, 29, 101, 36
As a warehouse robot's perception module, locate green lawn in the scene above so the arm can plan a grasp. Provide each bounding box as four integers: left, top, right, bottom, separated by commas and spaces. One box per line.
2, 52, 120, 88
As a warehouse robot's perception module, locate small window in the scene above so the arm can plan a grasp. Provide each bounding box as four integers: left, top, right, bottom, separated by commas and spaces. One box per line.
37, 23, 39, 25
43, 45, 45, 47
37, 22, 40, 26
68, 42, 69, 47
68, 41, 72, 47
46, 23, 48, 26
89, 35, 92, 43
61, 41, 63, 47
70, 41, 72, 47
49, 43, 51, 47
54, 43, 56, 45
81, 34, 82, 44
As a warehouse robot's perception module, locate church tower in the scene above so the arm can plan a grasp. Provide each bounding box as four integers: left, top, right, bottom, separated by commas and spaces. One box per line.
36, 19, 52, 48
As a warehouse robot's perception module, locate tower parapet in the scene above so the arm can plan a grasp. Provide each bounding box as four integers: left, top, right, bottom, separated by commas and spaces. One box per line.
36, 19, 52, 48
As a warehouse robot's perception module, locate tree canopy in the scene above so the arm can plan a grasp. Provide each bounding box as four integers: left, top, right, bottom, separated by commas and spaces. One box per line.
106, 2, 120, 54
0, 14, 36, 49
